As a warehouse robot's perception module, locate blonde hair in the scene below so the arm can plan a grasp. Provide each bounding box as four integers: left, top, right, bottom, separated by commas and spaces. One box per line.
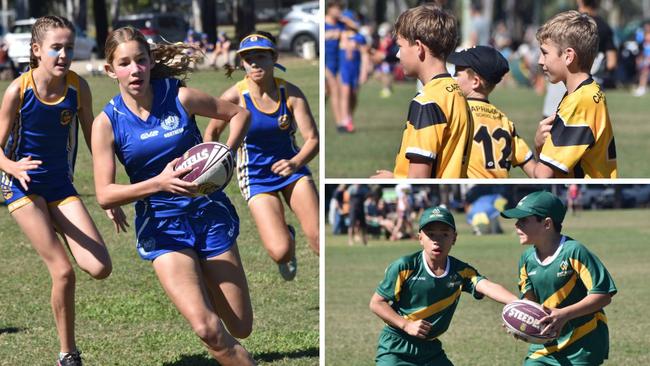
30, 15, 75, 69
104, 26, 203, 80
394, 4, 458, 59
536, 10, 598, 71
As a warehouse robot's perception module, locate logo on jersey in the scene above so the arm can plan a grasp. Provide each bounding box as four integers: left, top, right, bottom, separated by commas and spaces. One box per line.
557, 260, 574, 277
161, 114, 180, 131
140, 130, 159, 140
138, 237, 156, 252
60, 109, 74, 125
278, 114, 291, 130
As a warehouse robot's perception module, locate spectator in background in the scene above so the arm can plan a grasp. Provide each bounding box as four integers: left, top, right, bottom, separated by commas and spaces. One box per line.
365, 192, 395, 239
633, 23, 650, 97
567, 184, 582, 216
465, 194, 507, 235
212, 32, 232, 69
468, 1, 490, 47
391, 184, 415, 241
332, 184, 348, 234
348, 184, 369, 245
371, 22, 399, 98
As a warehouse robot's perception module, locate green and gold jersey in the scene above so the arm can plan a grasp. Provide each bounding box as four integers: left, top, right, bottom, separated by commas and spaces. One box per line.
518, 236, 617, 364
466, 98, 533, 178
540, 78, 617, 178
393, 74, 473, 178
375, 251, 485, 341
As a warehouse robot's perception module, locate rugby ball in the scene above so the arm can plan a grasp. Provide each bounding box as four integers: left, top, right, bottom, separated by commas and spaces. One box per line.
174, 142, 234, 195
502, 299, 558, 344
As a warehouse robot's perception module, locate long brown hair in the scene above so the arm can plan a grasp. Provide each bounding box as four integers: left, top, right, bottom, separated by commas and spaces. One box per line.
30, 15, 75, 69
104, 26, 203, 80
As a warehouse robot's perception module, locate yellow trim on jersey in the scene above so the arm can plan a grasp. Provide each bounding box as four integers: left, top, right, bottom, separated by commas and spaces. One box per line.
48, 195, 80, 208
7, 195, 37, 212
394, 269, 413, 302
241, 76, 285, 114
457, 267, 478, 283
529, 312, 607, 359
568, 258, 594, 291
403, 286, 462, 321
542, 273, 578, 308
21, 69, 80, 106
519, 266, 529, 294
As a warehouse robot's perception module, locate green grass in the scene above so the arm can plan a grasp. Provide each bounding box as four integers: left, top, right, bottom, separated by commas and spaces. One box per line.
325, 78, 650, 178
0, 59, 319, 365
325, 208, 650, 365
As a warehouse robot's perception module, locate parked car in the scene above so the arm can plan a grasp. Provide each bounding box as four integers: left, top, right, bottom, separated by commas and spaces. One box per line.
113, 13, 188, 44
278, 1, 319, 57
5, 18, 96, 72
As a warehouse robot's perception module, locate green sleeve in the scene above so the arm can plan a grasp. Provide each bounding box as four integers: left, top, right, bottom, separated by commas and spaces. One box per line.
570, 243, 617, 296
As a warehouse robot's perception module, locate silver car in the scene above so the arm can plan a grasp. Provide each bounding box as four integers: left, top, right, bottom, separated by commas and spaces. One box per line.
278, 1, 320, 57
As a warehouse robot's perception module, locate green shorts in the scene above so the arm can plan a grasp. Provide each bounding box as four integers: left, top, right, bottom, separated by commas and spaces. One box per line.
523, 324, 608, 366
376, 328, 453, 366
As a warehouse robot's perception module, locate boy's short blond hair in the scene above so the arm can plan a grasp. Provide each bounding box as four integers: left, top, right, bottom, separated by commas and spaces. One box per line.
536, 10, 598, 72
394, 4, 458, 59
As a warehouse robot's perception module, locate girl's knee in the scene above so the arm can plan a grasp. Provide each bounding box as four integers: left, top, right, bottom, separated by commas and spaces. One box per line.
85, 260, 112, 280
51, 264, 76, 285
227, 318, 253, 339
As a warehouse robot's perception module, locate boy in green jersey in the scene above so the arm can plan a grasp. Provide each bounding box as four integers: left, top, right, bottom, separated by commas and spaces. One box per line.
369, 206, 518, 365
501, 190, 617, 365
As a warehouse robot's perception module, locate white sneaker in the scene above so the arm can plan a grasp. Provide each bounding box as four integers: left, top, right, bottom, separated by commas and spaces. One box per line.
633, 87, 646, 97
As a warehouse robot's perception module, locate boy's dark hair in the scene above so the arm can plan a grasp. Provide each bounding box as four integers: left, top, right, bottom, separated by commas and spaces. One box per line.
394, 4, 458, 59
580, 0, 600, 9
533, 216, 563, 233
536, 10, 598, 72
327, 0, 343, 10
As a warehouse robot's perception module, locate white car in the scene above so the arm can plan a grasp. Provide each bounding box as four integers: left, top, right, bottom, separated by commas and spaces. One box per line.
5, 18, 97, 71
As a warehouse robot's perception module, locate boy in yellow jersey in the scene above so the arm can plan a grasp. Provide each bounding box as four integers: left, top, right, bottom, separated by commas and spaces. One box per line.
448, 46, 536, 178
534, 11, 617, 178
370, 206, 518, 365
372, 5, 473, 178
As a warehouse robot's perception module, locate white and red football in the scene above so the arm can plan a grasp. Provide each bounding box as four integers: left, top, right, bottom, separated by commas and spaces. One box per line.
174, 142, 234, 195
502, 299, 558, 344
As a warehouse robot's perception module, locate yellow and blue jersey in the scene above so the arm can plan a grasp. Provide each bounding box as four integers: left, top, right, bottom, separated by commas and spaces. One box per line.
236, 77, 310, 201
324, 20, 344, 73
518, 237, 617, 364
2, 69, 80, 185
540, 78, 617, 178
467, 98, 533, 178
393, 74, 473, 178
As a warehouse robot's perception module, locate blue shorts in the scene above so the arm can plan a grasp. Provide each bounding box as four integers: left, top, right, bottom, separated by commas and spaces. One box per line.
339, 62, 360, 89
326, 58, 339, 74
134, 198, 240, 261
244, 171, 311, 202
1, 173, 79, 212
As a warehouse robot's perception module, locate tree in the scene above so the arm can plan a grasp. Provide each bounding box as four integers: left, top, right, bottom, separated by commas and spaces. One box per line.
201, 0, 216, 44
233, 0, 255, 43
94, 0, 109, 58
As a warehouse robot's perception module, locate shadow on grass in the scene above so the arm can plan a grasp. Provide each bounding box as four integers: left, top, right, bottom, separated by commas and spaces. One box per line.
161, 347, 319, 365
0, 327, 22, 335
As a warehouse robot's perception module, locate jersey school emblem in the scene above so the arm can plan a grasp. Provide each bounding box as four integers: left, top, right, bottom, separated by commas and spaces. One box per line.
60, 109, 74, 125
278, 114, 291, 130
161, 114, 180, 130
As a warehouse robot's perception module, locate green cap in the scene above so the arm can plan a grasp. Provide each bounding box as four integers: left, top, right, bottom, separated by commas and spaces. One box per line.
419, 206, 456, 231
500, 191, 566, 225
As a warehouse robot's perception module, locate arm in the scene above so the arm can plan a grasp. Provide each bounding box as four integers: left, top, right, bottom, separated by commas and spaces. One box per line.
520, 159, 537, 178
540, 293, 612, 336
91, 112, 196, 209
0, 79, 42, 190
533, 162, 556, 178
407, 158, 433, 178
369, 293, 431, 339
475, 279, 518, 305
204, 85, 240, 142
271, 83, 319, 177
179, 86, 250, 151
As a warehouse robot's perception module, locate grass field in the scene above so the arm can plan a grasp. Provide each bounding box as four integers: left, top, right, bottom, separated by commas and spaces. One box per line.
0, 58, 319, 365
325, 78, 650, 178
325, 208, 650, 365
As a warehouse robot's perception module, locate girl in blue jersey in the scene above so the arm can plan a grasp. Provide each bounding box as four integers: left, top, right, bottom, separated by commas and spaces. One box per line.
325, 0, 345, 131
205, 32, 319, 281
0, 16, 123, 366
91, 27, 256, 365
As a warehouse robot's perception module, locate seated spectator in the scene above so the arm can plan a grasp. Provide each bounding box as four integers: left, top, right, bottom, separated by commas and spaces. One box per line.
466, 194, 507, 235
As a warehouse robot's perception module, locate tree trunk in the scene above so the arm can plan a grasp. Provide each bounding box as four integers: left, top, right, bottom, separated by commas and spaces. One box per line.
192, 0, 202, 32
110, 0, 120, 25
202, 0, 216, 44
93, 0, 109, 58
77, 0, 88, 31
234, 0, 255, 43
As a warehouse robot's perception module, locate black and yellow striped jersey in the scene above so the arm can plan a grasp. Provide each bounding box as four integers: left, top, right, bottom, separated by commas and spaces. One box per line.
540, 78, 617, 178
375, 251, 485, 341
393, 74, 473, 178
518, 237, 617, 363
466, 98, 533, 178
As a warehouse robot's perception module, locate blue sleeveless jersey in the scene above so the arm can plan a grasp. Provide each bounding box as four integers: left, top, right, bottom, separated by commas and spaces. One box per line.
2, 69, 80, 187
102, 78, 233, 217
236, 77, 310, 201
339, 31, 366, 88
325, 20, 344, 73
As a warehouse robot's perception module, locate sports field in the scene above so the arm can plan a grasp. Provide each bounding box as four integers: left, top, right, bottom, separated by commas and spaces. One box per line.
325, 78, 650, 178
0, 57, 319, 365
325, 208, 650, 365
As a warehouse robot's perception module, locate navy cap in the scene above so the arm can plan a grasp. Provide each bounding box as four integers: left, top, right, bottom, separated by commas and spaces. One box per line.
448, 46, 509, 85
